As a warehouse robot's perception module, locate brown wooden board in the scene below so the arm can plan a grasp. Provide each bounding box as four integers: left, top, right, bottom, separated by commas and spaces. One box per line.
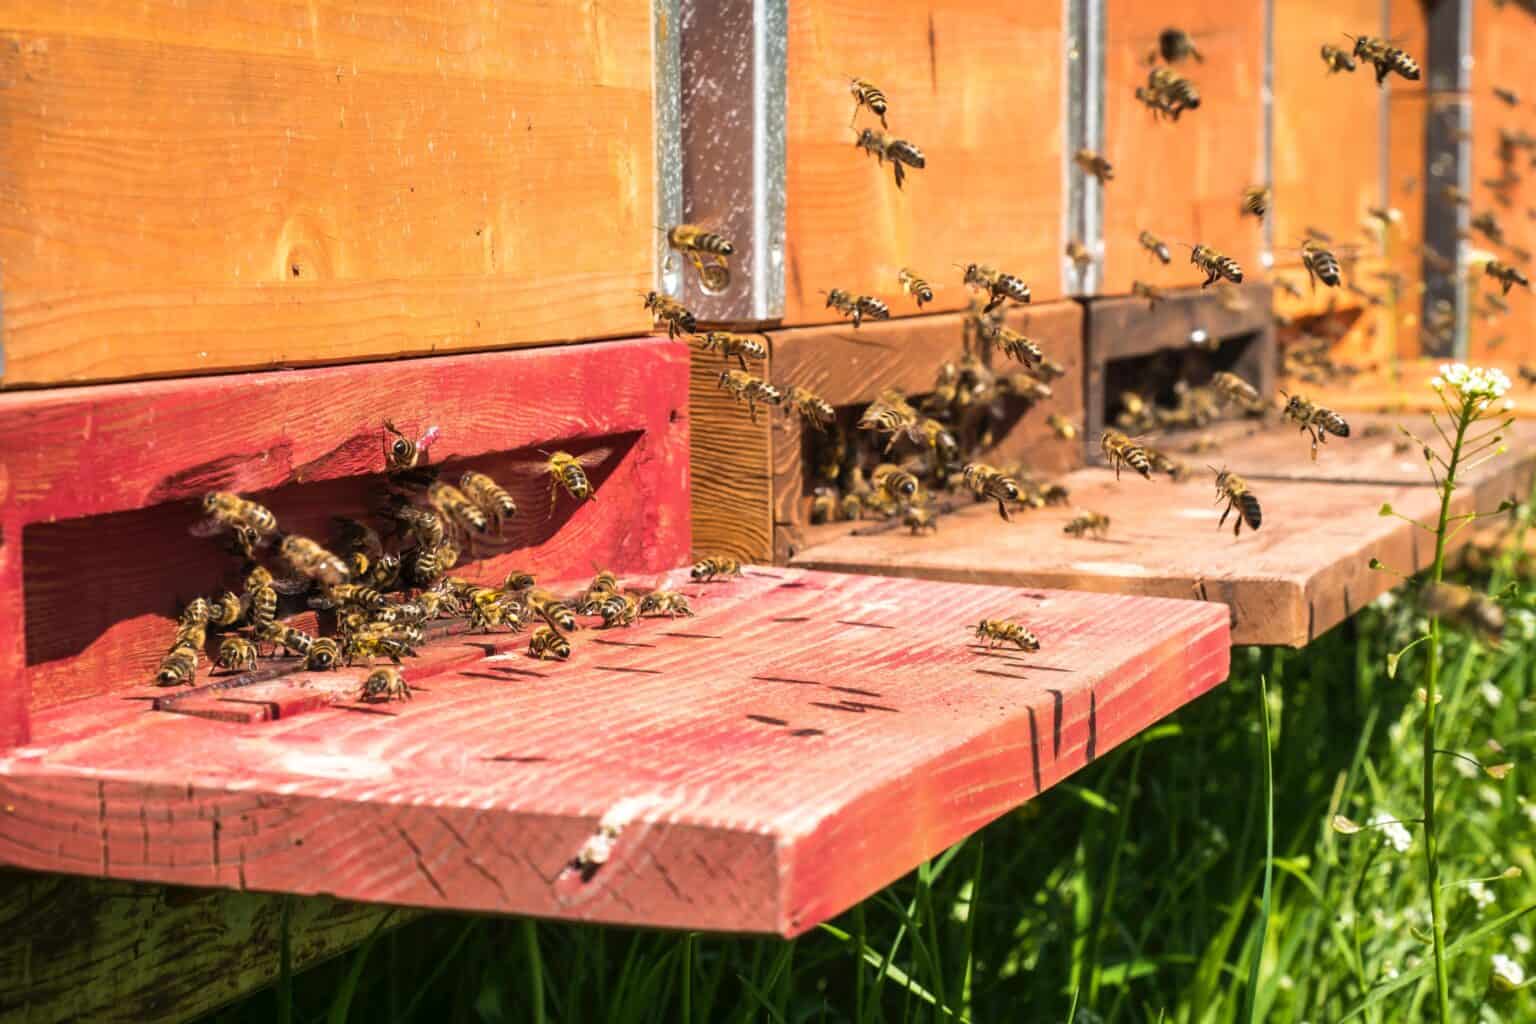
0, 1, 654, 388
1101, 2, 1265, 296
782, 1, 1065, 324
0, 568, 1231, 937
792, 468, 1477, 647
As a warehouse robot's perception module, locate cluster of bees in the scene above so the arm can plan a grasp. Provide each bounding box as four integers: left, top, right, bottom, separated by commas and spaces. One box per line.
152, 424, 739, 702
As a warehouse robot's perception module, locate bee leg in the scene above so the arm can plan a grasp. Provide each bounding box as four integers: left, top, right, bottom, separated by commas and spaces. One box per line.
893, 162, 905, 190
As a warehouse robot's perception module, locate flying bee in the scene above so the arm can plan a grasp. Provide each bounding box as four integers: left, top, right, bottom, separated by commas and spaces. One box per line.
854, 128, 926, 189
1189, 244, 1243, 287
1212, 371, 1261, 408
459, 471, 518, 531
391, 504, 446, 549
848, 77, 888, 128
1100, 430, 1154, 480
1212, 467, 1263, 537
278, 534, 350, 587
1349, 35, 1419, 83
1146, 447, 1190, 481
667, 224, 734, 268
898, 268, 934, 307
546, 451, 595, 509
214, 636, 258, 673
999, 371, 1052, 404
823, 288, 891, 327
1074, 148, 1114, 183
360, 667, 412, 703
192, 492, 278, 556
595, 592, 639, 629
643, 291, 697, 339
858, 392, 919, 452
782, 385, 837, 431
427, 481, 490, 535
1241, 185, 1271, 219
1146, 66, 1201, 119
1063, 511, 1111, 539
383, 419, 439, 473
1067, 240, 1093, 272
973, 619, 1040, 652
1470, 211, 1505, 245
1486, 260, 1530, 295
717, 369, 782, 423
960, 263, 1032, 314
528, 626, 572, 661
1154, 27, 1203, 64
639, 590, 694, 618
698, 331, 768, 369
872, 464, 921, 504
1034, 354, 1067, 382
911, 417, 961, 465
1131, 281, 1165, 308
1520, 365, 1536, 387
974, 317, 1043, 366
1441, 185, 1470, 208
1493, 86, 1520, 106
1300, 239, 1342, 290
1421, 583, 1505, 643
1320, 44, 1357, 73
1046, 414, 1078, 441
156, 644, 199, 686
208, 591, 243, 628
1281, 391, 1350, 459
692, 557, 743, 582
1138, 230, 1172, 264
962, 463, 1024, 521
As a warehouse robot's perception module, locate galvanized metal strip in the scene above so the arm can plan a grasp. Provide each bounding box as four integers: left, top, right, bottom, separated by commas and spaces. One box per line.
1261, 0, 1275, 270
1377, 0, 1391, 225
654, 0, 685, 299
1420, 0, 1473, 359
1064, 0, 1106, 296
675, 0, 787, 323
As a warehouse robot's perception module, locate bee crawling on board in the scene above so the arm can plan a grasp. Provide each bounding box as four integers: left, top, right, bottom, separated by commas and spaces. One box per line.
594, 591, 640, 629
1138, 230, 1172, 264
1320, 43, 1357, 73
1143, 66, 1201, 120
898, 268, 935, 308
1241, 185, 1271, 220
1063, 511, 1111, 539
959, 263, 1032, 314
697, 331, 768, 369
1189, 244, 1244, 288
214, 636, 258, 674
1074, 148, 1114, 183
521, 588, 576, 633
1212, 467, 1263, 537
1348, 34, 1420, 84
360, 667, 412, 703
1281, 391, 1351, 460
848, 77, 889, 128
545, 450, 595, 511
872, 463, 921, 504
1100, 430, 1154, 480
717, 369, 782, 423
692, 557, 743, 583
528, 626, 572, 661
903, 505, 938, 535
382, 419, 440, 473
156, 644, 200, 687
973, 619, 1041, 653
638, 590, 695, 618
854, 128, 926, 189
823, 288, 891, 328
642, 290, 698, 339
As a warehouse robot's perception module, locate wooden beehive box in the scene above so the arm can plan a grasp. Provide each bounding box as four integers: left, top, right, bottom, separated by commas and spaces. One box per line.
690, 301, 1086, 565
0, 2, 656, 387
781, 1, 1066, 324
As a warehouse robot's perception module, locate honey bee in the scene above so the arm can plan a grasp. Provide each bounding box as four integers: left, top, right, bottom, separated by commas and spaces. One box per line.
1074, 149, 1114, 183
1146, 447, 1190, 481
1486, 261, 1530, 295
278, 534, 350, 587
459, 471, 518, 531
1348, 35, 1420, 84
698, 331, 768, 369
1320, 44, 1357, 73
858, 392, 919, 452
503, 570, 537, 592
1470, 211, 1505, 245
848, 77, 888, 128
639, 591, 695, 618
1041, 483, 1070, 505
1100, 430, 1153, 480
810, 486, 838, 524
782, 385, 837, 431
1212, 467, 1262, 536
360, 667, 412, 703
391, 504, 445, 550
1519, 365, 1536, 387
913, 417, 961, 464
962, 463, 1024, 521
717, 369, 782, 423
244, 567, 278, 634
1145, 66, 1201, 119
823, 288, 891, 327
156, 644, 199, 686
305, 637, 340, 671
972, 619, 1040, 652
643, 291, 698, 338
383, 419, 440, 473
311, 582, 389, 613
463, 585, 512, 632
192, 492, 278, 556
523, 588, 576, 632
898, 268, 935, 308
1421, 582, 1505, 643
904, 505, 938, 535
214, 636, 258, 673
1155, 27, 1203, 64
528, 626, 572, 661
667, 224, 734, 268
345, 625, 420, 665
1063, 511, 1111, 539
1138, 230, 1172, 264
1212, 371, 1261, 407
1047, 413, 1078, 441
691, 557, 743, 582
975, 318, 1043, 366
1131, 281, 1165, 308
999, 371, 1052, 404
547, 451, 595, 508
595, 592, 639, 629
873, 464, 921, 503
854, 129, 926, 189
179, 598, 211, 628
1190, 244, 1243, 288
1300, 239, 1342, 290
1281, 391, 1351, 459
1034, 354, 1067, 382
428, 480, 490, 535
1493, 86, 1521, 107
960, 263, 1032, 314
1242, 185, 1271, 219
407, 541, 458, 587
1067, 240, 1094, 271
839, 492, 864, 521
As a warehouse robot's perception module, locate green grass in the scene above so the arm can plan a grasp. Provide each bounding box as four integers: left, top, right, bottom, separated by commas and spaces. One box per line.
205, 575, 1536, 1024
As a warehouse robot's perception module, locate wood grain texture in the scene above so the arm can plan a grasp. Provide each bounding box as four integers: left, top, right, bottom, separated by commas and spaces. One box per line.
793, 468, 1472, 646
0, 337, 690, 735
0, 869, 409, 1024
1101, 2, 1265, 295
0, 568, 1231, 936
0, 1, 654, 387
782, 1, 1064, 324
688, 348, 775, 565
1387, 90, 1426, 358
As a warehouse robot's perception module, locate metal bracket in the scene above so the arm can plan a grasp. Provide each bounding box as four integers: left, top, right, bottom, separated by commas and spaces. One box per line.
1421, 0, 1473, 359
670, 0, 787, 323
1064, 0, 1105, 296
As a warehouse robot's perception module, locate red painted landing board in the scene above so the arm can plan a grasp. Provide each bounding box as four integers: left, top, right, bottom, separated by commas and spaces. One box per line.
0, 569, 1230, 937
792, 470, 1473, 647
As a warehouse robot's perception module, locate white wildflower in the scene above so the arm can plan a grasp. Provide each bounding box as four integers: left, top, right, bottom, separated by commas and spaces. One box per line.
1441, 363, 1511, 402
1373, 590, 1399, 611
1454, 755, 1480, 779
1514, 934, 1533, 956
1481, 680, 1505, 708
1369, 813, 1414, 853
1468, 880, 1496, 909
1480, 784, 1503, 808
1492, 954, 1526, 991
1382, 964, 1400, 982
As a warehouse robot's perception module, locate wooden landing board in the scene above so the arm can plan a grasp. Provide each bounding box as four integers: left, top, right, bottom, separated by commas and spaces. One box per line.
792, 470, 1474, 647
0, 568, 1230, 937
0, 1, 654, 387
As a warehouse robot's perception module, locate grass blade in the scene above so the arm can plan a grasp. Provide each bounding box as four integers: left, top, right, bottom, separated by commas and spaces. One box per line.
1243, 675, 1275, 1024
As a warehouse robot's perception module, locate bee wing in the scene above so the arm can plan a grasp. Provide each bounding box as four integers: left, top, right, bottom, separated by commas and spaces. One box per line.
187, 516, 229, 538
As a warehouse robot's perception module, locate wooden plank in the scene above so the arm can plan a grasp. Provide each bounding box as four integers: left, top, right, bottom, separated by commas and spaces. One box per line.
0, 1, 654, 387
0, 337, 691, 741
688, 348, 774, 566
1101, 1, 1265, 295
782, 1, 1065, 324
0, 568, 1231, 937
793, 469, 1472, 646
1289, 359, 1536, 416
0, 869, 408, 1024
1387, 90, 1426, 359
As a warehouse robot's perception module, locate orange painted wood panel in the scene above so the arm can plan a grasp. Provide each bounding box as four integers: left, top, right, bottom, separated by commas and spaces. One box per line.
0, 568, 1231, 936
1101, 2, 1265, 295
782, 1, 1064, 324
1289, 359, 1536, 417
0, 1, 654, 387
